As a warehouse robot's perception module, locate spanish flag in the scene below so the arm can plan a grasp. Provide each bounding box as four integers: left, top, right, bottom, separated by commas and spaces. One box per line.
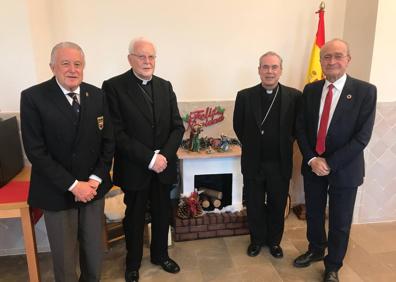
305, 2, 325, 83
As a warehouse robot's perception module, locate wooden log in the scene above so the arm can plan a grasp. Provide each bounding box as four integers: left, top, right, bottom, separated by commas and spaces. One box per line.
199, 194, 221, 209
212, 198, 221, 208
198, 187, 223, 200
199, 194, 211, 209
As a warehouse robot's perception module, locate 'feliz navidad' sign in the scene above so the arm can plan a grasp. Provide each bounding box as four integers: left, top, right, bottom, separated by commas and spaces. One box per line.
182, 106, 225, 129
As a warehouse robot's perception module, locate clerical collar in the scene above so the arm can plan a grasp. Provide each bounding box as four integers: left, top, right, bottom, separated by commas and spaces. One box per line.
262, 84, 279, 95
133, 70, 152, 85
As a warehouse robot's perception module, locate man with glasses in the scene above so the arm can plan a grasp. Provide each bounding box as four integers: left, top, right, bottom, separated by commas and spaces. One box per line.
233, 52, 300, 260
102, 37, 184, 282
294, 39, 377, 282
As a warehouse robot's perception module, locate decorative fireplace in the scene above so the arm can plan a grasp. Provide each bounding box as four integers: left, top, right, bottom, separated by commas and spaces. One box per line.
174, 146, 249, 242
177, 146, 243, 205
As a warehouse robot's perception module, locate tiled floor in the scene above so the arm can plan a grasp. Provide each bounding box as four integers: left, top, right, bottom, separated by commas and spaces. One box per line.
1, 214, 396, 282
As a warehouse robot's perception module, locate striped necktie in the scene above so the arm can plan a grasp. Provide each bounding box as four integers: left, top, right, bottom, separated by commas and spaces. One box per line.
67, 92, 80, 118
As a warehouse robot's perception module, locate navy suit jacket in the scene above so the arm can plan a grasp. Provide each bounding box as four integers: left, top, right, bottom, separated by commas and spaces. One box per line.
20, 77, 114, 210
296, 75, 376, 187
102, 70, 185, 191
233, 83, 301, 180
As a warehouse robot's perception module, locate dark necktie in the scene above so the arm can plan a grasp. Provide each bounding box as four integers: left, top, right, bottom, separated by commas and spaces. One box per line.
316, 84, 334, 155
67, 92, 80, 118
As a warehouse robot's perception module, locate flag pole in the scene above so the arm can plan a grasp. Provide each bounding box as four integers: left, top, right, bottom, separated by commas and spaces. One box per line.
305, 2, 326, 84
294, 2, 326, 221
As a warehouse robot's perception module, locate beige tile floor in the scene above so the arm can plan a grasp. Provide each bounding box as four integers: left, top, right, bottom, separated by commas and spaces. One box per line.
1, 214, 396, 282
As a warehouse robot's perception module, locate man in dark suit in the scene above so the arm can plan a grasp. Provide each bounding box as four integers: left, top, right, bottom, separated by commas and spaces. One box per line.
102, 37, 184, 282
294, 39, 376, 282
20, 42, 114, 282
233, 52, 300, 259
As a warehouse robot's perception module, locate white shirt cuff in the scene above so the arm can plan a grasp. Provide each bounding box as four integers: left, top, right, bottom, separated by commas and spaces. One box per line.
89, 174, 102, 184
148, 150, 160, 169
308, 157, 317, 166
68, 180, 78, 191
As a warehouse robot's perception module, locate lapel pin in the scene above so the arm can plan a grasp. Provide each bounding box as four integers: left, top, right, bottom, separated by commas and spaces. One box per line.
347, 94, 352, 100
97, 116, 104, 130
86, 92, 89, 97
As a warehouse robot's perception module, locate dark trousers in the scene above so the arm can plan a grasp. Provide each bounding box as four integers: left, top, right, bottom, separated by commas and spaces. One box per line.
304, 177, 357, 271
123, 176, 171, 271
245, 161, 289, 246
44, 198, 105, 282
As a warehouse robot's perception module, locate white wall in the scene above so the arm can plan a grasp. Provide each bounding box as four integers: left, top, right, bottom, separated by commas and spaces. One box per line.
370, 0, 396, 102
0, 0, 37, 112
343, 0, 378, 83
1, 0, 348, 112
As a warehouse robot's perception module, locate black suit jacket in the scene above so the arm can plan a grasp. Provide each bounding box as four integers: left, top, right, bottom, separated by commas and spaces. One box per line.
233, 83, 301, 180
20, 77, 114, 211
102, 70, 185, 191
295, 75, 377, 187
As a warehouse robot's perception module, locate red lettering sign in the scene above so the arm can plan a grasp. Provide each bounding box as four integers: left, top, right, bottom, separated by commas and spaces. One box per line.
182, 106, 225, 130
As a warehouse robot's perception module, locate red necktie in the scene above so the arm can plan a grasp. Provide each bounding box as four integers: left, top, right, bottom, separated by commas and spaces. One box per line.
316, 84, 334, 155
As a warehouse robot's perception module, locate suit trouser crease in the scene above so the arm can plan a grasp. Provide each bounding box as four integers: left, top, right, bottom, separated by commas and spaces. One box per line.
44, 198, 105, 282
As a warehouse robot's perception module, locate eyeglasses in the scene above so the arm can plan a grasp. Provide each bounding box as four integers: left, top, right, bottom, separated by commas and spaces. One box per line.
130, 53, 156, 62
260, 65, 280, 72
321, 54, 348, 62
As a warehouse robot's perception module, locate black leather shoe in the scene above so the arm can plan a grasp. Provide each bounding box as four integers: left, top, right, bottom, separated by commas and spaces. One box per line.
152, 258, 180, 274
247, 243, 261, 257
125, 270, 139, 282
324, 271, 339, 282
269, 245, 283, 258
293, 250, 324, 268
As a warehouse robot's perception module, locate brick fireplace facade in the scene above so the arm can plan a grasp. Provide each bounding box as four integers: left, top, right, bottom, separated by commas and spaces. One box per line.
174, 210, 249, 242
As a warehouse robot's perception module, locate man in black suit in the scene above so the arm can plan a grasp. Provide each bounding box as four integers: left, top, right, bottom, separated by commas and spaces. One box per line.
102, 37, 184, 282
233, 52, 300, 259
294, 39, 376, 282
20, 42, 114, 282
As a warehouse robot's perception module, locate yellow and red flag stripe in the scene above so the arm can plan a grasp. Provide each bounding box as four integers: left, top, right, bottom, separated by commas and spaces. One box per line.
305, 2, 325, 84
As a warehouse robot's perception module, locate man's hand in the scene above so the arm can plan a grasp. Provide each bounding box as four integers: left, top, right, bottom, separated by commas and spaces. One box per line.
152, 154, 167, 173
88, 179, 100, 190
310, 157, 331, 176
71, 181, 97, 203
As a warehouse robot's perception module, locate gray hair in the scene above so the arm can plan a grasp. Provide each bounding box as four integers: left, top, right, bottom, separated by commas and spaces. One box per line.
128, 37, 157, 54
320, 38, 351, 57
259, 51, 283, 68
50, 42, 85, 65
